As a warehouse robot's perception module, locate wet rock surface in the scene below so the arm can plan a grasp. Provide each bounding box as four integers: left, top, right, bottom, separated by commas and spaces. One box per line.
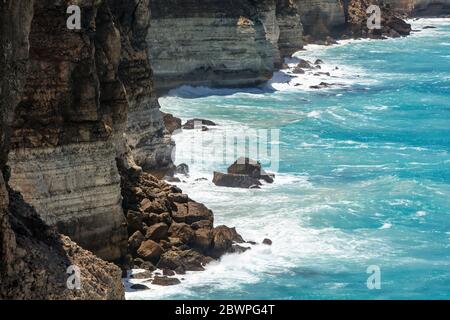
213, 158, 275, 189
118, 161, 247, 275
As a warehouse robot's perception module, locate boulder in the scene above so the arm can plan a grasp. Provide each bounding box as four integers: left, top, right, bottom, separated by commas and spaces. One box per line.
183, 119, 217, 130
145, 223, 168, 241
314, 59, 324, 65
176, 163, 189, 176
208, 225, 244, 258
162, 112, 182, 134
263, 238, 273, 246
126, 210, 145, 234
168, 222, 195, 244
227, 157, 261, 178
157, 249, 209, 272
193, 228, 213, 252
130, 284, 150, 291
191, 219, 213, 230
152, 276, 181, 286
168, 193, 189, 204
137, 240, 163, 263
213, 171, 262, 189
130, 270, 153, 279
172, 202, 213, 224
295, 59, 313, 69
128, 231, 145, 253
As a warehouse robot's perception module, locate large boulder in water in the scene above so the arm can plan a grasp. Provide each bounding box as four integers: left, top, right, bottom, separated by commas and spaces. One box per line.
227, 157, 262, 178
213, 171, 262, 189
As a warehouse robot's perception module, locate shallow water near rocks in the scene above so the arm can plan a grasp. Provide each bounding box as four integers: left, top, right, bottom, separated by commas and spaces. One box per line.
126, 19, 450, 300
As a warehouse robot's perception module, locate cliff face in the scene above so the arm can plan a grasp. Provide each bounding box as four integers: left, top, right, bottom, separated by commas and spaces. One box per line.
108, 0, 174, 171
386, 0, 450, 16
0, 0, 124, 300
294, 0, 346, 39
6, 0, 128, 262
147, 0, 277, 94
276, 0, 304, 60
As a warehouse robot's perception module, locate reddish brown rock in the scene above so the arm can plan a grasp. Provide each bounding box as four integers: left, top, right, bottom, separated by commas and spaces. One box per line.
145, 223, 169, 241
137, 240, 163, 263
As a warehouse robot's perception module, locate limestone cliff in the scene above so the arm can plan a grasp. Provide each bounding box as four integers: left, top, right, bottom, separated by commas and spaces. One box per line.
385, 0, 450, 16
0, 0, 124, 300
147, 0, 276, 94
294, 0, 346, 39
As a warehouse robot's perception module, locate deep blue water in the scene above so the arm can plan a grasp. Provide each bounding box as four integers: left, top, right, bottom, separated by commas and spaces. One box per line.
127, 19, 450, 300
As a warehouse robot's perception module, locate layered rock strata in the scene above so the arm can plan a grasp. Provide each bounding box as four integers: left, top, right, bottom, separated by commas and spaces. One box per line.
108, 0, 175, 171
294, 0, 346, 39
0, 0, 124, 300
147, 0, 276, 94
7, 0, 129, 262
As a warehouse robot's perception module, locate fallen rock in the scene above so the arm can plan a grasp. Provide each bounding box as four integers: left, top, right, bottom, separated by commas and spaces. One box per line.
193, 228, 213, 252
315, 59, 324, 65
213, 171, 262, 189
145, 223, 169, 241
152, 276, 181, 286
163, 269, 176, 276
162, 112, 182, 134
176, 163, 189, 176
137, 240, 163, 263
128, 231, 145, 253
131, 270, 153, 279
172, 202, 213, 224
228, 157, 261, 178
296, 59, 313, 69
208, 225, 243, 258
130, 284, 150, 291
168, 222, 195, 244
262, 238, 273, 246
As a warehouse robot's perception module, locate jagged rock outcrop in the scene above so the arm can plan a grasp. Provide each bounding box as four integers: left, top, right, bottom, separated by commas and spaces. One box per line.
0, 0, 124, 300
147, 0, 276, 94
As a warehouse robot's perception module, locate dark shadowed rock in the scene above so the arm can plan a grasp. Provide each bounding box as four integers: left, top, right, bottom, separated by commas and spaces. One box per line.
176, 163, 190, 176
128, 231, 145, 253
145, 223, 169, 241
131, 271, 153, 279
263, 238, 273, 246
172, 202, 213, 224
228, 157, 262, 178
213, 172, 262, 189
162, 112, 182, 134
130, 284, 150, 291
208, 225, 244, 258
152, 276, 181, 286
168, 222, 195, 243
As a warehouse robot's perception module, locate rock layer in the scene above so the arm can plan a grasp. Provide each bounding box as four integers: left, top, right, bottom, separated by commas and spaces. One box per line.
0, 0, 124, 300
7, 0, 128, 262
147, 0, 276, 94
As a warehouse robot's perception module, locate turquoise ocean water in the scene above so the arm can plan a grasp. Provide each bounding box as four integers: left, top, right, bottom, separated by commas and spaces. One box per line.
127, 19, 450, 300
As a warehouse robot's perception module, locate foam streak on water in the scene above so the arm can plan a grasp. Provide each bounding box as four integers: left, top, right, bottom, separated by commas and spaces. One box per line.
127, 19, 450, 300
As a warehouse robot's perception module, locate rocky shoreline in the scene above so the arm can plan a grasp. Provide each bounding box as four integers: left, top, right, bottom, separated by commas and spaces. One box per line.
1, 0, 449, 299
